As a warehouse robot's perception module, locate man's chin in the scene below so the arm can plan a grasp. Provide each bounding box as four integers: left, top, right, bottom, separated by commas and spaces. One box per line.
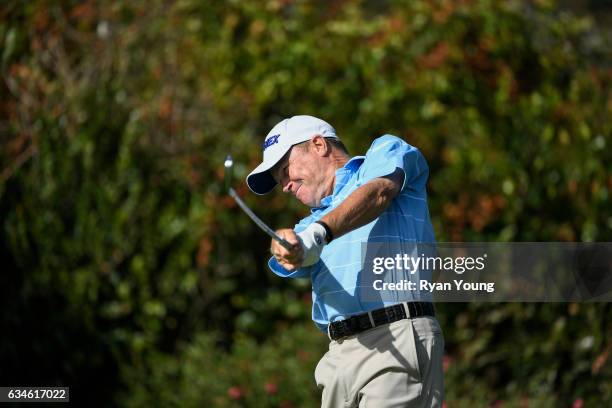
296, 187, 324, 207
296, 194, 314, 207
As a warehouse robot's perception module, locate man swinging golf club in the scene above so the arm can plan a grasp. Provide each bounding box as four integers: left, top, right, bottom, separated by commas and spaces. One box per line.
246, 115, 444, 407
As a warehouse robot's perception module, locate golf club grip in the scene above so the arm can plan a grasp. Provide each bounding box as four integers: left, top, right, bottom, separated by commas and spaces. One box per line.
228, 188, 294, 251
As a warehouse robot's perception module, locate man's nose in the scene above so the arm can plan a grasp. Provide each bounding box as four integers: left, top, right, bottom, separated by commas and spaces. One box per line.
282, 180, 293, 194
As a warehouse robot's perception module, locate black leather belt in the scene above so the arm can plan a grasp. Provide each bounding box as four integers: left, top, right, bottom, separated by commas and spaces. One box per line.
328, 302, 435, 341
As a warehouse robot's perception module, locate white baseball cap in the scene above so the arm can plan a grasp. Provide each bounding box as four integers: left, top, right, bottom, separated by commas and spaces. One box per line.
246, 115, 339, 195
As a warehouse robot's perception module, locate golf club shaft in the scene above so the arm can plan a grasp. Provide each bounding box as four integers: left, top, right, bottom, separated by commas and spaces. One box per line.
228, 187, 294, 251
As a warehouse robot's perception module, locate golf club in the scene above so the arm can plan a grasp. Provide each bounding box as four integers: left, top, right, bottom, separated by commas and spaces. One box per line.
224, 155, 294, 251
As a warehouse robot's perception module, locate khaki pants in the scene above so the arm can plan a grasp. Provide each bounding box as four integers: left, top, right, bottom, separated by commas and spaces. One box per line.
315, 316, 444, 408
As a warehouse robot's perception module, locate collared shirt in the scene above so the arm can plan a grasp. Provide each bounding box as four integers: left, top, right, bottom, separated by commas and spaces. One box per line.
268, 135, 436, 332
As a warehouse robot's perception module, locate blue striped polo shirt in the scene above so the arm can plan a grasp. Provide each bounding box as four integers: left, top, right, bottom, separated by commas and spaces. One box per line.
268, 135, 436, 332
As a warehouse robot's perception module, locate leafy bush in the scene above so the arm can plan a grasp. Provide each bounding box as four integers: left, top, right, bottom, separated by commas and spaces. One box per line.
120, 322, 327, 408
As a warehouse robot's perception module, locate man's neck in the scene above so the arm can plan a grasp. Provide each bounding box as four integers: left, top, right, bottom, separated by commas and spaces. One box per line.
323, 152, 351, 197
331, 152, 351, 170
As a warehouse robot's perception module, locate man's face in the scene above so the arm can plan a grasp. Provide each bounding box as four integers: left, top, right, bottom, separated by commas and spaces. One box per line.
271, 140, 332, 207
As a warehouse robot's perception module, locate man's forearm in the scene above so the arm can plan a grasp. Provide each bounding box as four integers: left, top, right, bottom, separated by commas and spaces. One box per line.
321, 169, 403, 240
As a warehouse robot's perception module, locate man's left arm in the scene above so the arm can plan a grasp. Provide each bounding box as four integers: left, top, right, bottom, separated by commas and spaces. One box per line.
271, 169, 404, 272
321, 135, 429, 242
321, 168, 404, 239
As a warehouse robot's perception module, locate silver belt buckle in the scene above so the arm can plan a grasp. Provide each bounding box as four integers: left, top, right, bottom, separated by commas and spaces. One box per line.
402, 301, 411, 318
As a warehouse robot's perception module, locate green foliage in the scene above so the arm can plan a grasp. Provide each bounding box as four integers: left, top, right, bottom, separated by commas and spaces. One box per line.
120, 322, 327, 408
1, 0, 610, 406
439, 302, 612, 407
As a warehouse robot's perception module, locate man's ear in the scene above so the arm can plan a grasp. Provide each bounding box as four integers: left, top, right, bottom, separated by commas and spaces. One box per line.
310, 135, 330, 156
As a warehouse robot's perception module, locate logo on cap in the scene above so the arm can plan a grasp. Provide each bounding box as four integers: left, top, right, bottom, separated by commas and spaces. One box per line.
263, 134, 280, 151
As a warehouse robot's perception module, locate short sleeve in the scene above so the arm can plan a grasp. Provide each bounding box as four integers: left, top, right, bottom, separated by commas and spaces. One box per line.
357, 135, 429, 192
268, 257, 311, 278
